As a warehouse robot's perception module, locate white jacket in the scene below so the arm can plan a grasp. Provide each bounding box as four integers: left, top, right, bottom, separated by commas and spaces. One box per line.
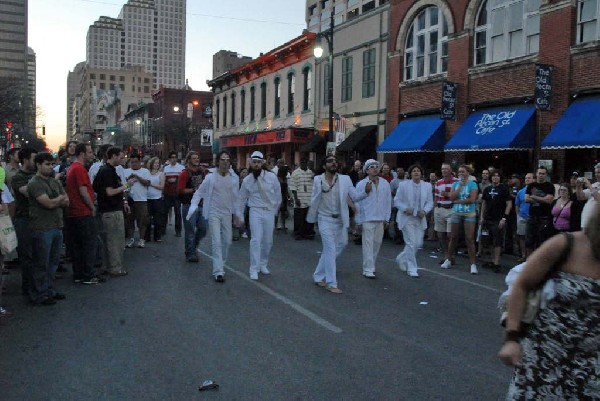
355, 177, 392, 224
237, 169, 282, 217
394, 179, 433, 230
306, 173, 368, 229
187, 168, 241, 220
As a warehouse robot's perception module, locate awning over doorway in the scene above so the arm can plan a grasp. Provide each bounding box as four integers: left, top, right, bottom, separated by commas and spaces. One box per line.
337, 125, 377, 152
299, 132, 326, 152
220, 128, 313, 148
444, 105, 535, 151
542, 96, 600, 149
377, 115, 445, 153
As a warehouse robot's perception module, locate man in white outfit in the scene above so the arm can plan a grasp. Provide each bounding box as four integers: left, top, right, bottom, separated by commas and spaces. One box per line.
394, 164, 433, 278
187, 151, 241, 283
238, 151, 281, 280
307, 155, 370, 293
355, 159, 391, 279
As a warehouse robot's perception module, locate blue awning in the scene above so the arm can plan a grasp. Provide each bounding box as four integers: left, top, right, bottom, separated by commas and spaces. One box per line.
377, 115, 445, 153
445, 105, 535, 151
542, 97, 600, 149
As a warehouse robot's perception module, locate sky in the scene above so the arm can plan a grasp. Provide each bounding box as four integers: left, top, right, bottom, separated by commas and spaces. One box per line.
29, 0, 307, 151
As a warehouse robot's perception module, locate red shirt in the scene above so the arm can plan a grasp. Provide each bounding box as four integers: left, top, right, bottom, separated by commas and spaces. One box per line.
66, 161, 95, 217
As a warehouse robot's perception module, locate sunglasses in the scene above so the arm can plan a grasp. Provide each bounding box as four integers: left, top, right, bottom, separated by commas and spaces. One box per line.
325, 159, 337, 164
220, 157, 230, 161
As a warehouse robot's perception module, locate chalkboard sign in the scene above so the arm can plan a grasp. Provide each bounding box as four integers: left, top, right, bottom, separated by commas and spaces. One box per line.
441, 81, 458, 120
535, 64, 553, 111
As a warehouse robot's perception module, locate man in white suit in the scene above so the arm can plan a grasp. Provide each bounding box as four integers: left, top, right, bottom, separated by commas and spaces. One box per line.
238, 151, 282, 280
186, 150, 241, 283
394, 164, 433, 278
355, 159, 391, 279
307, 155, 370, 293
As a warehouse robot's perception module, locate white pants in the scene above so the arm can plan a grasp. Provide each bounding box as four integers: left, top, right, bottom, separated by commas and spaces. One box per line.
313, 216, 348, 288
249, 207, 275, 274
362, 221, 384, 274
397, 217, 424, 275
208, 212, 232, 277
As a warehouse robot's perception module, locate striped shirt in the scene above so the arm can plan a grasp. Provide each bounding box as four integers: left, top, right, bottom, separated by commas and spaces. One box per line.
434, 177, 458, 205
289, 168, 314, 208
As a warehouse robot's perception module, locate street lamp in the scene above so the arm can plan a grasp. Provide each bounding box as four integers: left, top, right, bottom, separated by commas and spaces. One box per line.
314, 10, 334, 143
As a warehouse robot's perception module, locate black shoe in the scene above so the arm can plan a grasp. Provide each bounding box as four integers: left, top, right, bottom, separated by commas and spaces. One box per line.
493, 264, 502, 274
53, 292, 66, 300
38, 298, 57, 306
57, 265, 68, 273
215, 275, 225, 283
175, 232, 182, 237
187, 256, 199, 263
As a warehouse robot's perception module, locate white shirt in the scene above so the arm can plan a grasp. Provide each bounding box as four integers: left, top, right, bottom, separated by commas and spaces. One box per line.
2, 183, 14, 203
238, 169, 282, 216
211, 173, 235, 216
124, 167, 151, 201
318, 176, 341, 217
355, 177, 392, 223
147, 172, 163, 200
581, 182, 600, 228
163, 163, 185, 178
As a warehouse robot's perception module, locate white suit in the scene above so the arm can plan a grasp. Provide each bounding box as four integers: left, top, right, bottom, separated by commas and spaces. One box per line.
394, 179, 433, 276
307, 174, 368, 288
355, 177, 392, 276
187, 168, 241, 277
238, 169, 282, 276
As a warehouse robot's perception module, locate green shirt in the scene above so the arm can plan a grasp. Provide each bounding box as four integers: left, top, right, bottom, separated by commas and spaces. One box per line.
27, 175, 65, 231
11, 169, 35, 218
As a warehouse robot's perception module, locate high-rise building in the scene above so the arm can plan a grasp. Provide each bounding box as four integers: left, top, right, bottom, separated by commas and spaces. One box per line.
0, 0, 28, 80
67, 62, 86, 137
212, 50, 252, 79
27, 46, 35, 132
86, 0, 186, 89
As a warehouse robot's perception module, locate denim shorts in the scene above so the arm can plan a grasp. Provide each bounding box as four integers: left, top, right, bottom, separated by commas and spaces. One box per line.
451, 212, 477, 224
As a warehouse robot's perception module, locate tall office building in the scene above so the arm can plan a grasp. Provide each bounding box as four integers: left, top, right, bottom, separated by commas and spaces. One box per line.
212, 50, 252, 79
67, 62, 86, 136
86, 0, 186, 89
27, 46, 35, 132
0, 0, 27, 80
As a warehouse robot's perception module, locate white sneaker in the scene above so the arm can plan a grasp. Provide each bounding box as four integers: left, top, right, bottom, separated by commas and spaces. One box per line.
470, 264, 478, 275
440, 259, 452, 269
249, 272, 258, 280
407, 271, 420, 278
241, 233, 248, 239
260, 267, 270, 275
137, 239, 145, 248
395, 254, 407, 272
125, 238, 135, 248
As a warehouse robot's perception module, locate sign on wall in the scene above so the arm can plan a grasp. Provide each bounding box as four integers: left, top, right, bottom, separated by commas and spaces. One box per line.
535, 64, 554, 111
201, 129, 213, 146
441, 81, 458, 120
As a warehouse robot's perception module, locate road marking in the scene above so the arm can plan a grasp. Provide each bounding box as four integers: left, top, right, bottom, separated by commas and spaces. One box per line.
196, 249, 343, 334
381, 256, 503, 294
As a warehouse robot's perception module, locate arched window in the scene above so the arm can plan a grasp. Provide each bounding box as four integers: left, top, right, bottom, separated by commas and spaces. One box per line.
274, 78, 281, 117
240, 89, 246, 123
474, 0, 540, 66
577, 0, 600, 44
302, 67, 312, 111
222, 95, 227, 128
215, 98, 220, 129
230, 92, 236, 126
404, 6, 448, 81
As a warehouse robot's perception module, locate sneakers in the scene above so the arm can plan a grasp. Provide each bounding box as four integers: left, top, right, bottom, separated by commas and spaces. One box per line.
395, 254, 407, 272
82, 277, 104, 285
241, 233, 248, 239
470, 264, 478, 275
137, 239, 145, 248
249, 272, 258, 280
407, 271, 420, 278
362, 272, 376, 279
187, 255, 199, 263
214, 275, 225, 283
125, 238, 135, 248
440, 259, 452, 269
260, 267, 270, 275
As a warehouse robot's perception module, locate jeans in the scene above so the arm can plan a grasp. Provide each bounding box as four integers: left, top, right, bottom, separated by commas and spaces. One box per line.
14, 217, 34, 296
31, 228, 63, 303
164, 195, 182, 235
67, 215, 98, 281
208, 213, 232, 276
147, 198, 166, 240
181, 204, 207, 258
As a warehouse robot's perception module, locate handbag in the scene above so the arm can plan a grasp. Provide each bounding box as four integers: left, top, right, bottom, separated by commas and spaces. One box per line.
499, 232, 573, 327
0, 213, 18, 255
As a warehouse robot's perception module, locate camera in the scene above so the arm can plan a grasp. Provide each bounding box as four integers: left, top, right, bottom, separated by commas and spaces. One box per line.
577, 177, 585, 184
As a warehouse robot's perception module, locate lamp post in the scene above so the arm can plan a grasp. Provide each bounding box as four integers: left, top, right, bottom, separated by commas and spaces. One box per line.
314, 10, 334, 143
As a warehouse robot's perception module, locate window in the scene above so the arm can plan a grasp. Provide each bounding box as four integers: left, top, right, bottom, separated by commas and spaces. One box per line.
323, 62, 331, 105
362, 0, 376, 13
404, 6, 448, 80
90, 73, 96, 79
99, 83, 106, 90
260, 82, 267, 119
287, 73, 295, 113
109, 75, 115, 81
109, 83, 115, 90
341, 56, 353, 102
362, 49, 376, 98
231, 93, 236, 126
577, 0, 600, 43
119, 84, 125, 91
241, 90, 246, 123
216, 98, 220, 129
250, 86, 256, 121
303, 68, 311, 111
274, 78, 281, 117
223, 96, 227, 128
100, 74, 106, 80
474, 0, 540, 65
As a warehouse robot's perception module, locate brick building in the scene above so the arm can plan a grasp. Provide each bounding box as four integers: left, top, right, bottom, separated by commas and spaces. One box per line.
383, 0, 600, 180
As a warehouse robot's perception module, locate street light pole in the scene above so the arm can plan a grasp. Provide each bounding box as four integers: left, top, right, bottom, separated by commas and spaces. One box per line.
314, 10, 334, 144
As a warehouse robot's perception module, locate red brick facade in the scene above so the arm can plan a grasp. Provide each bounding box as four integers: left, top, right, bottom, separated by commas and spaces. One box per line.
386, 0, 600, 180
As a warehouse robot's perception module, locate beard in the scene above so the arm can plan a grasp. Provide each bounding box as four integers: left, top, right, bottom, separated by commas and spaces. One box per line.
252, 168, 262, 179
326, 165, 338, 174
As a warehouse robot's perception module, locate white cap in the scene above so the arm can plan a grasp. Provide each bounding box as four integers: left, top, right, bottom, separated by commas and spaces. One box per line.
250, 151, 264, 160
363, 159, 379, 173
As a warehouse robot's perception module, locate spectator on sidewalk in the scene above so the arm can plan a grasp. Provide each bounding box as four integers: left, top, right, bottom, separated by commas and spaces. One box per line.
480, 170, 512, 273
146, 157, 166, 242
178, 151, 207, 263
577, 162, 600, 230
124, 152, 151, 249
525, 166, 555, 253
436, 163, 458, 269
163, 151, 185, 237
515, 173, 533, 261
289, 158, 315, 240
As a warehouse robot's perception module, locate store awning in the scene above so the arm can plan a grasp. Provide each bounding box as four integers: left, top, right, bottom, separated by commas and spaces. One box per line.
542, 97, 600, 149
299, 132, 326, 152
220, 128, 313, 148
444, 105, 535, 151
337, 125, 377, 152
377, 115, 445, 153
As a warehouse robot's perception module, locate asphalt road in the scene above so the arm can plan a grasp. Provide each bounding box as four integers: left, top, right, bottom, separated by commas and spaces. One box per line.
0, 222, 515, 401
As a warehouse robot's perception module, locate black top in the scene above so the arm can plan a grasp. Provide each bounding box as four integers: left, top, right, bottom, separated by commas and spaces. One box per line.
525, 181, 555, 218
93, 164, 123, 213
482, 183, 511, 221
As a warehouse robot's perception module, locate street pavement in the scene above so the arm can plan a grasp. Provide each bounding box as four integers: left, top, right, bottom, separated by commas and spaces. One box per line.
0, 221, 516, 401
